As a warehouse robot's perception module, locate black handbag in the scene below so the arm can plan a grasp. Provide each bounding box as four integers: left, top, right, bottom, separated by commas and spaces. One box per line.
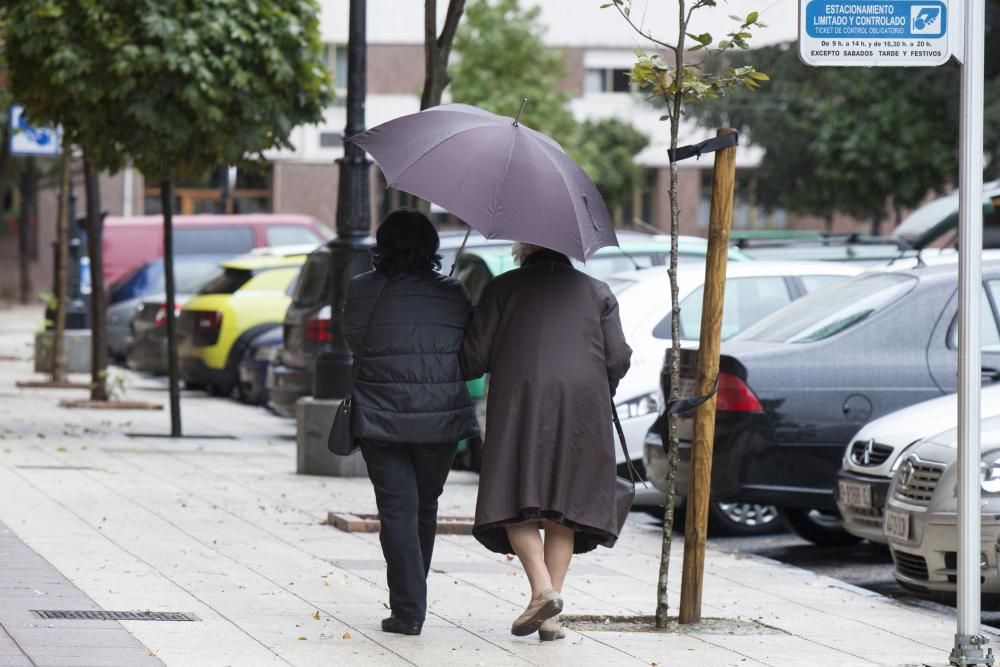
612, 399, 644, 533
328, 279, 392, 456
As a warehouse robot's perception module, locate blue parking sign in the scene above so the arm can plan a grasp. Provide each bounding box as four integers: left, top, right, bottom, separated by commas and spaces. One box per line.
9, 105, 61, 157
799, 0, 951, 67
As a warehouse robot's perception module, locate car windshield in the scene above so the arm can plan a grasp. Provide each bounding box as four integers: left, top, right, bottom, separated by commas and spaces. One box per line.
740, 273, 917, 343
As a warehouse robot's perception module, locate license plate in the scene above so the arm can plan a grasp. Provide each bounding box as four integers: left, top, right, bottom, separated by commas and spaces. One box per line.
838, 480, 872, 509
884, 508, 910, 541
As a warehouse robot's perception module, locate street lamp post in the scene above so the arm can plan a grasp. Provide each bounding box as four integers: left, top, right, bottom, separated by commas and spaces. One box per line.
313, 0, 373, 400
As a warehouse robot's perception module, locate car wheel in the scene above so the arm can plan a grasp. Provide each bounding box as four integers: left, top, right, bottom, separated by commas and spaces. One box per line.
783, 508, 862, 546
208, 382, 233, 397
709, 502, 784, 536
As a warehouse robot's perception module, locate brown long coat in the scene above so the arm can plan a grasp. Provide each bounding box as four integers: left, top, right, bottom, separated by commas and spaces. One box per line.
461, 250, 632, 554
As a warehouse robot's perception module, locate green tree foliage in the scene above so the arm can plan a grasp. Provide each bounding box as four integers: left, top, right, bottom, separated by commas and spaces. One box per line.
692, 5, 1000, 229
451, 0, 648, 212
573, 118, 649, 212
5, 0, 332, 407
5, 0, 332, 179
451, 0, 577, 147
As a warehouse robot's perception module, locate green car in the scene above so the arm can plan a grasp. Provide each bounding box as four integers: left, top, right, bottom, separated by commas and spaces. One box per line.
451, 234, 749, 471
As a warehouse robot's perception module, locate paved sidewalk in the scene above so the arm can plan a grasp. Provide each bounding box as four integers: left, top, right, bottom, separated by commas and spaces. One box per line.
0, 305, 985, 665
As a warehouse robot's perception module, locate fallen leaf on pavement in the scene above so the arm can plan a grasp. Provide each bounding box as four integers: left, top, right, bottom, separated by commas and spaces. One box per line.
312, 611, 320, 620
297, 636, 307, 641
342, 632, 351, 640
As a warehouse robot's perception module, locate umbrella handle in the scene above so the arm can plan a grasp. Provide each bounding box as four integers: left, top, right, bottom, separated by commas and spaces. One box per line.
449, 225, 472, 277
512, 98, 528, 127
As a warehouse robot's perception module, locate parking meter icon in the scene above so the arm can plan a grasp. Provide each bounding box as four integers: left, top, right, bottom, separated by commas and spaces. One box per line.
910, 6, 941, 34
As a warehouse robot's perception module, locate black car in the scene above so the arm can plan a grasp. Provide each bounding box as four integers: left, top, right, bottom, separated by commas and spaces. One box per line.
646, 261, 1000, 545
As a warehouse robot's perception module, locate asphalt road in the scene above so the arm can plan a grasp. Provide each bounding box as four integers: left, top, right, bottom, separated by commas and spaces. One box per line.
631, 511, 1000, 630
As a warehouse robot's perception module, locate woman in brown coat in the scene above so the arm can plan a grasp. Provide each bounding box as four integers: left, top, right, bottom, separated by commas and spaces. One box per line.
461, 242, 632, 641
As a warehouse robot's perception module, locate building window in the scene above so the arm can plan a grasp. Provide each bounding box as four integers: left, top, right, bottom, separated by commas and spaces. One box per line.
323, 44, 348, 106
143, 165, 273, 215
584, 68, 632, 94
319, 132, 343, 148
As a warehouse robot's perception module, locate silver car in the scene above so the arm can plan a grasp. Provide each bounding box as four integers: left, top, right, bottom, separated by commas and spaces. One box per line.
885, 416, 1000, 600
837, 385, 1000, 543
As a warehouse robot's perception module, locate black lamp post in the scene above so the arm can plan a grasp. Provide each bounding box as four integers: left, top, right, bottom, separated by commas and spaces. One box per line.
313, 0, 374, 400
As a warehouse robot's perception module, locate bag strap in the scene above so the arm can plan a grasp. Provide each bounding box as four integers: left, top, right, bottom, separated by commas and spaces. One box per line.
611, 399, 643, 485
347, 278, 393, 392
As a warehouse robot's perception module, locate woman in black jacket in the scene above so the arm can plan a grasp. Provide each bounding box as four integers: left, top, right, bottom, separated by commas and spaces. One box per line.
342, 208, 479, 637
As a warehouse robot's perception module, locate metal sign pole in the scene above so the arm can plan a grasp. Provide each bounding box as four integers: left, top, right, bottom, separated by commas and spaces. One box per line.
952, 1, 988, 665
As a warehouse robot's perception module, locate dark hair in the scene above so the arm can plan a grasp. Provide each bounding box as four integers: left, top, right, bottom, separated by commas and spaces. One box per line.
372, 208, 442, 275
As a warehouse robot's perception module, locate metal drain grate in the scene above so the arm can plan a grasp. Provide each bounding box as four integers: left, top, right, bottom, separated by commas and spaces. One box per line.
32, 610, 200, 622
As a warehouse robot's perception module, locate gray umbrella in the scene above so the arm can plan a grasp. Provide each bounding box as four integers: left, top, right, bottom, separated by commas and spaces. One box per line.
348, 103, 618, 261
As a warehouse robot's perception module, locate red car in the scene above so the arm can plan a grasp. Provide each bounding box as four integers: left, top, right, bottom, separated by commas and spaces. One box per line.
102, 214, 331, 285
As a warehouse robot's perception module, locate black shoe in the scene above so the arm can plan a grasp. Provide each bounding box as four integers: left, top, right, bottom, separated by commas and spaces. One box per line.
381, 616, 422, 636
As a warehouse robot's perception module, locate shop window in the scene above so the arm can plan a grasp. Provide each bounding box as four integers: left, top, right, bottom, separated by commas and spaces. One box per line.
144, 165, 272, 215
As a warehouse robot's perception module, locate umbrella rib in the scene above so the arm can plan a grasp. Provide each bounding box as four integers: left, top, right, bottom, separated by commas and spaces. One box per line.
530, 136, 588, 254
488, 128, 520, 227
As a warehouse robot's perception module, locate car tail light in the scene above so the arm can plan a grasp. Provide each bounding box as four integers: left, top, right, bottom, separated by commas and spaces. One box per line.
189, 310, 223, 346
153, 304, 183, 329
305, 306, 331, 343
715, 372, 763, 413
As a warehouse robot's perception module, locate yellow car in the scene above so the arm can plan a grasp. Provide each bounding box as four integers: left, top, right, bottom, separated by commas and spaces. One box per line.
179, 251, 308, 396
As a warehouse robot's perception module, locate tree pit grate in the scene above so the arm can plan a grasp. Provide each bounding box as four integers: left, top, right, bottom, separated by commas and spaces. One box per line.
560, 615, 787, 635
31, 610, 201, 622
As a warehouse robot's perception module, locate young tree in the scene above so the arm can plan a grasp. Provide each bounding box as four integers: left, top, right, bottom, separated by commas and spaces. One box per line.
6, 0, 332, 425
422, 0, 466, 110
607, 0, 766, 628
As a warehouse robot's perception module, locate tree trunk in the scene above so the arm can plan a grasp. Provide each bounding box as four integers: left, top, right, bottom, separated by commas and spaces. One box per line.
420, 0, 466, 110
51, 152, 71, 383
18, 159, 36, 305
162, 179, 182, 436
871, 210, 882, 237
656, 0, 688, 630
83, 156, 108, 402
0, 123, 11, 215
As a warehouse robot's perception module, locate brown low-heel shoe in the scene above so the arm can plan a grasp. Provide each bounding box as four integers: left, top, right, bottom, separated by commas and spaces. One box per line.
511, 588, 563, 637
538, 615, 565, 641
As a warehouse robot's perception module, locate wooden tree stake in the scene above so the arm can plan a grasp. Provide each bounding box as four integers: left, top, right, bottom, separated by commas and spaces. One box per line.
678, 128, 738, 625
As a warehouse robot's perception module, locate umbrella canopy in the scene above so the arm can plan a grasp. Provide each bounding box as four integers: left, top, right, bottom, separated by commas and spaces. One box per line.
349, 103, 618, 261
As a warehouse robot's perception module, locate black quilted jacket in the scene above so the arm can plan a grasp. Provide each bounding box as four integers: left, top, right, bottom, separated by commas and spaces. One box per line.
342, 269, 479, 444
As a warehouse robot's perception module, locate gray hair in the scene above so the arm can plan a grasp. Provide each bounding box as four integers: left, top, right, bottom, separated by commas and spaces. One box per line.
512, 242, 544, 265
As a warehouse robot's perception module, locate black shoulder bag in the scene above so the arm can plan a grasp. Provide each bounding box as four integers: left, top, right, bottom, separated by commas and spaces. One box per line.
328, 279, 392, 456
612, 400, 644, 534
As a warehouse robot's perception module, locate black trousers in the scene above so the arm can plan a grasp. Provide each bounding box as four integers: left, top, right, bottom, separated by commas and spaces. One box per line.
359, 439, 457, 623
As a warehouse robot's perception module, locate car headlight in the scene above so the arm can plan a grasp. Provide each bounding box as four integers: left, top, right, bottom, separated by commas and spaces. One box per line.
617, 392, 662, 419
982, 450, 1000, 495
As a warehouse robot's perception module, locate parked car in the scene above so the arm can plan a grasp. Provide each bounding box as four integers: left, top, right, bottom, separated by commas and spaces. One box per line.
837, 385, 1000, 544
238, 327, 283, 405
660, 261, 1000, 545
626, 261, 862, 529
127, 299, 185, 374
884, 416, 1000, 604
891, 179, 1000, 250
107, 255, 225, 359
102, 214, 331, 285
179, 250, 308, 396
268, 231, 512, 419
